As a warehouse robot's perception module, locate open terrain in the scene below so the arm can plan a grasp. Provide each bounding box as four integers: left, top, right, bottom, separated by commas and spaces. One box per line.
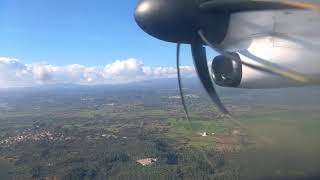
0, 79, 319, 179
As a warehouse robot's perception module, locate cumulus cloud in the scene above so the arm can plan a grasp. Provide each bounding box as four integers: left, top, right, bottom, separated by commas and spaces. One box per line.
0, 57, 196, 88
102, 59, 145, 81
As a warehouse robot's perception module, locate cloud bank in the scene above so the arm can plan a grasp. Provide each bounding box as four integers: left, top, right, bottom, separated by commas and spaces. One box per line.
0, 57, 195, 88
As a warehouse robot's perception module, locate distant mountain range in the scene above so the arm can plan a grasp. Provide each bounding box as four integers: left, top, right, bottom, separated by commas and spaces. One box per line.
0, 77, 320, 109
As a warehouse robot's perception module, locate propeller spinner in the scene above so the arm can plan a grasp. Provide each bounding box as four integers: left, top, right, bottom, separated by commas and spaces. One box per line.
134, 0, 229, 44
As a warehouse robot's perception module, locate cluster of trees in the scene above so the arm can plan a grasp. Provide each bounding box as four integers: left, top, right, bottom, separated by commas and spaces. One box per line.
57, 131, 238, 179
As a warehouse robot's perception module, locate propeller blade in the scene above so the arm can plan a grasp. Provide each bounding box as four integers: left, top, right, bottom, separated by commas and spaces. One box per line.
200, 0, 320, 12
198, 30, 308, 82
176, 43, 191, 122
191, 41, 230, 114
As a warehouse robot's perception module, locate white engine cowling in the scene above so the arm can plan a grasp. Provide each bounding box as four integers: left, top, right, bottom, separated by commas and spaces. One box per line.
216, 10, 320, 89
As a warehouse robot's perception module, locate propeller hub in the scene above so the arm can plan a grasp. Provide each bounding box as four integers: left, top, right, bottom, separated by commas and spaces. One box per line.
134, 0, 230, 44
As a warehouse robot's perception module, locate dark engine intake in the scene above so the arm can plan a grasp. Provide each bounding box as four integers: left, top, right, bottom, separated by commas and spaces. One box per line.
211, 53, 242, 87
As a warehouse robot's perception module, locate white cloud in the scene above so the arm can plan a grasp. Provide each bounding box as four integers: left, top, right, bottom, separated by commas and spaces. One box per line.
102, 58, 145, 81
0, 57, 196, 88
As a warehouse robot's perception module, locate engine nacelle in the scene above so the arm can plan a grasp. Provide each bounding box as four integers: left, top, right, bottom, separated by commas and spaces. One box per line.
212, 52, 320, 89
211, 53, 242, 87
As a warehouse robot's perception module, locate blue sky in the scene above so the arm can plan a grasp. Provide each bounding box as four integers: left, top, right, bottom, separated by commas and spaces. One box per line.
0, 0, 194, 67
0, 0, 221, 87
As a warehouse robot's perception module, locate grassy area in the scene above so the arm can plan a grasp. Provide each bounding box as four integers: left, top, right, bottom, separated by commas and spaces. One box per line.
0, 159, 13, 180
225, 109, 320, 179
237, 109, 320, 150
164, 108, 320, 178
167, 118, 227, 148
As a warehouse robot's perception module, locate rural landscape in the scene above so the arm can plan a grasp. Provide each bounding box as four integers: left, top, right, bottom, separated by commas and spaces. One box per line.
0, 78, 319, 180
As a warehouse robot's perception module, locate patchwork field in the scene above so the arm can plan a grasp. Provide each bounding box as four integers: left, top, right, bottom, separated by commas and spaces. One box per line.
0, 82, 320, 179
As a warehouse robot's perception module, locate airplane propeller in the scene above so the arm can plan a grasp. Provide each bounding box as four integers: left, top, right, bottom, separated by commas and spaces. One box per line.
135, 0, 315, 118
176, 43, 192, 121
